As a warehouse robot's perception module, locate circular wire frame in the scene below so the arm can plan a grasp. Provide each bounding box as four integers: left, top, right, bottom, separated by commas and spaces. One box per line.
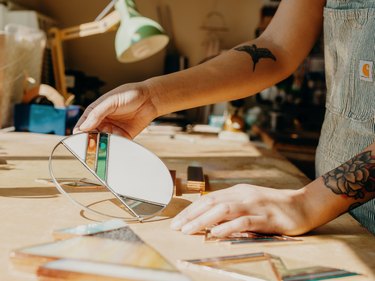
49, 132, 173, 222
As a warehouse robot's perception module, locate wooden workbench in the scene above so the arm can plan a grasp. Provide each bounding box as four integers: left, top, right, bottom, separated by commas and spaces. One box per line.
0, 132, 374, 281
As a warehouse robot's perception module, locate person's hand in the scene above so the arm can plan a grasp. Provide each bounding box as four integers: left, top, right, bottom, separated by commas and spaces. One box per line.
170, 184, 313, 237
74, 82, 157, 138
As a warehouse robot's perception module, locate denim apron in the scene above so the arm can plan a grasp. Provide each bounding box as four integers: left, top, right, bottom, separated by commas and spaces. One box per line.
316, 0, 375, 234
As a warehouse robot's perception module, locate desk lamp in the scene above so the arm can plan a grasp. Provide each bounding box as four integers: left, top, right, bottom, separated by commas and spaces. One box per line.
49, 0, 169, 102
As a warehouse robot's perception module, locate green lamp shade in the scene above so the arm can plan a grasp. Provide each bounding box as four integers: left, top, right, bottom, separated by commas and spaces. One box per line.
115, 17, 169, 63
114, 0, 169, 63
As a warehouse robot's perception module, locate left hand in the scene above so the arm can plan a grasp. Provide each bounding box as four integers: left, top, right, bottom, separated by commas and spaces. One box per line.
170, 184, 311, 237
73, 82, 157, 139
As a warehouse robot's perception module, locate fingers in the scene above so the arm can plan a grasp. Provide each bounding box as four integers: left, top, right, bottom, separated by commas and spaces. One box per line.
169, 185, 275, 236
170, 198, 215, 230
103, 119, 135, 139
73, 100, 101, 134
73, 114, 89, 134
78, 97, 116, 132
180, 203, 245, 235
210, 215, 268, 237
169, 185, 303, 237
97, 122, 113, 134
96, 122, 133, 139
171, 189, 241, 230
75, 116, 134, 139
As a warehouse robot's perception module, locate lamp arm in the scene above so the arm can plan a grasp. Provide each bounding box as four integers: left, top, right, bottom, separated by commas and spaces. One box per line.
61, 10, 120, 40
49, 10, 121, 102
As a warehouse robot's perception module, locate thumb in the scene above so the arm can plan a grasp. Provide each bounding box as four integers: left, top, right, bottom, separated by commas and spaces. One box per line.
79, 98, 115, 131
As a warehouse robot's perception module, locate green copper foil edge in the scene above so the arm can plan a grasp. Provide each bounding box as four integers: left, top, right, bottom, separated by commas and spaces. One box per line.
96, 133, 109, 181
85, 132, 99, 171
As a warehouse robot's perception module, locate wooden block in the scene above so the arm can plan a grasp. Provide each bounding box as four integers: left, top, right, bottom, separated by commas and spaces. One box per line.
187, 166, 205, 192
200, 175, 210, 196
169, 170, 176, 189
170, 170, 182, 196
175, 178, 183, 197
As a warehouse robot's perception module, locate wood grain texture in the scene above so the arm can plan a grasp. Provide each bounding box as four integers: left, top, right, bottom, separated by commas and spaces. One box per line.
0, 132, 374, 281
0, 132, 63, 159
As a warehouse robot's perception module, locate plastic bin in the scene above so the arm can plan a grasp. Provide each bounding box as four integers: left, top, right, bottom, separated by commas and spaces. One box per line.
14, 104, 81, 135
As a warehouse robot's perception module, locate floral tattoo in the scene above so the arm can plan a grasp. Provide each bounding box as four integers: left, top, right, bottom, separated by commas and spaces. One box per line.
323, 151, 375, 202
234, 44, 277, 71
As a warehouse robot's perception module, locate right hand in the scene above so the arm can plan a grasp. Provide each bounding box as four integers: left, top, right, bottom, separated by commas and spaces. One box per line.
170, 184, 312, 237
73, 82, 158, 139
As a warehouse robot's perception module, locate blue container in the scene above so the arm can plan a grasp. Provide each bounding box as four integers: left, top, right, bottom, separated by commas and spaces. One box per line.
14, 104, 81, 135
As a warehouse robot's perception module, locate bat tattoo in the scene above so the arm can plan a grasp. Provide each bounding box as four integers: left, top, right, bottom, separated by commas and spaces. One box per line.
234, 44, 277, 71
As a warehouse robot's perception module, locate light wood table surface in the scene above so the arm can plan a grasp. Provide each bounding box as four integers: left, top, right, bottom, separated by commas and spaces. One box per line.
0, 132, 374, 281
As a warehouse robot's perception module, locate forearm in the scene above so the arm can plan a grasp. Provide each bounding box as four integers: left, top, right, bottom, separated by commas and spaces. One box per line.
146, 0, 325, 117
151, 39, 284, 115
148, 37, 291, 117
301, 142, 375, 228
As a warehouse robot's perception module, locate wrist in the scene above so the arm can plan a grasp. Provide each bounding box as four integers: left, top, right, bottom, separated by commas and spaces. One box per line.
288, 188, 316, 232
144, 76, 167, 118
299, 178, 349, 229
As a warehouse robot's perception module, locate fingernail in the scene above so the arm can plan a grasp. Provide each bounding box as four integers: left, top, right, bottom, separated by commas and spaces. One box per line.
170, 220, 183, 230
181, 224, 194, 235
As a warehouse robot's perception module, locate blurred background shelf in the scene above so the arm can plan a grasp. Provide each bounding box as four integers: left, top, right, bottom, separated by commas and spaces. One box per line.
252, 124, 320, 180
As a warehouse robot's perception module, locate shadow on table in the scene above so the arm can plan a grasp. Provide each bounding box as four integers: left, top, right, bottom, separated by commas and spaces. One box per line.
79, 197, 192, 223
0, 187, 59, 198
306, 215, 375, 277
0, 158, 13, 170
162, 197, 192, 217
0, 187, 192, 225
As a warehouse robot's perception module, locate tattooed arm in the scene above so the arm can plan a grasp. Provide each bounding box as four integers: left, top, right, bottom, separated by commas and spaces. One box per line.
76, 0, 325, 135
170, 143, 375, 236
301, 143, 375, 230
148, 0, 326, 118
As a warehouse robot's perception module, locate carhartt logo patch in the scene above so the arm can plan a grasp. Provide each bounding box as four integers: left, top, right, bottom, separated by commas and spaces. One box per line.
359, 60, 373, 82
